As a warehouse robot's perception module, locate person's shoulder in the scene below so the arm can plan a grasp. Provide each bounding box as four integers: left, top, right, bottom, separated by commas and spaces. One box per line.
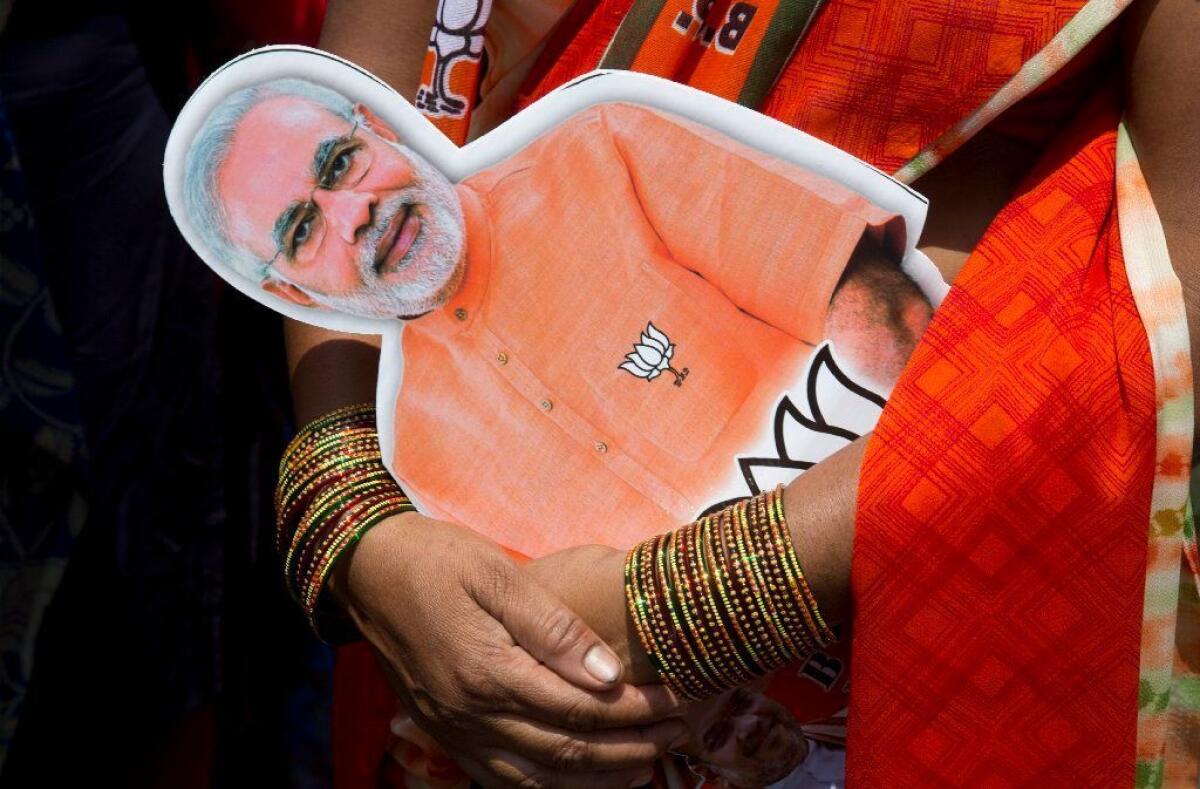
466, 104, 622, 178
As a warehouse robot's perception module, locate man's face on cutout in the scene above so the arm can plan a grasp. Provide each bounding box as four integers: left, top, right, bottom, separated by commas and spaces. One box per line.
690, 688, 807, 786
216, 94, 465, 318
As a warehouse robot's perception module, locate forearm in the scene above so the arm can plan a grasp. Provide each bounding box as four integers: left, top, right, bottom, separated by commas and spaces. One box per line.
283, 320, 418, 611
524, 436, 867, 686
523, 546, 659, 684
284, 319, 381, 422
319, 0, 437, 100
1122, 0, 1200, 438
779, 435, 864, 626
291, 0, 441, 463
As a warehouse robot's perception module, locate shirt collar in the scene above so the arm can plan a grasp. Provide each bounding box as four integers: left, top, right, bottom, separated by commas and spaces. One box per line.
405, 183, 491, 339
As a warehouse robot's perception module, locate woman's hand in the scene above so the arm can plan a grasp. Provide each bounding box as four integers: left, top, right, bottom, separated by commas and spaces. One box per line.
332, 514, 688, 788
522, 544, 659, 685
523, 545, 812, 787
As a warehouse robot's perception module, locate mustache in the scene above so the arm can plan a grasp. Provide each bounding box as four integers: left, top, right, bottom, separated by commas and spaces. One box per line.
359, 195, 414, 274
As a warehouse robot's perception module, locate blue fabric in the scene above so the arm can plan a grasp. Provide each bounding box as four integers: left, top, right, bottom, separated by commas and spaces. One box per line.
0, 14, 226, 783
0, 93, 88, 771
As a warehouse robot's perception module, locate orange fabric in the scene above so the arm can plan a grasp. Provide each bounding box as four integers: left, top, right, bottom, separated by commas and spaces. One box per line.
628, 0, 708, 78
388, 102, 901, 558
850, 84, 1155, 783
758, 0, 1090, 172
515, 0, 1095, 174
506, 3, 1161, 783
619, 0, 783, 103
685, 0, 781, 102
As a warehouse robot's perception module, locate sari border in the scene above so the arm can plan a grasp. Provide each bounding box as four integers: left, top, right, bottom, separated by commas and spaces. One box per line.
1115, 121, 1198, 787
599, 0, 670, 70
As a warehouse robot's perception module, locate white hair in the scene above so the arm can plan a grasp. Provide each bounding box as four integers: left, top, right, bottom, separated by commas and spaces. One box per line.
183, 77, 357, 283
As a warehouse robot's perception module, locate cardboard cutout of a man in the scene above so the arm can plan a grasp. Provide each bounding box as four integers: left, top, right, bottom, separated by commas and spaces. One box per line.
184, 77, 931, 558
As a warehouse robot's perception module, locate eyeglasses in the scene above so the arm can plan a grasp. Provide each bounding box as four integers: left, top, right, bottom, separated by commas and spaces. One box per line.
268, 119, 375, 269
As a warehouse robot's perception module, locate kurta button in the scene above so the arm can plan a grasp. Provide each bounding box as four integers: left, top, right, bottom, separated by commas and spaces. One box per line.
496, 352, 508, 365
454, 308, 468, 321
594, 441, 608, 454
540, 399, 553, 412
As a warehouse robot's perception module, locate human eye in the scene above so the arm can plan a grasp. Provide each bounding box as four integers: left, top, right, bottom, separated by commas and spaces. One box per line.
320, 141, 359, 187
288, 208, 318, 257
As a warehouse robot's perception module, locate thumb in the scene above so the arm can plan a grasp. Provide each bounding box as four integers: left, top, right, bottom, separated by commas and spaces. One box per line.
481, 569, 624, 691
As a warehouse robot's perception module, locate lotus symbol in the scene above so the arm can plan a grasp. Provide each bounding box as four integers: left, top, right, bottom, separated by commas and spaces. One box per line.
619, 322, 689, 387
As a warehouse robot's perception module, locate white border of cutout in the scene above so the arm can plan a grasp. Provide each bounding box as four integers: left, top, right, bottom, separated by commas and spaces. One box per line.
163, 45, 945, 472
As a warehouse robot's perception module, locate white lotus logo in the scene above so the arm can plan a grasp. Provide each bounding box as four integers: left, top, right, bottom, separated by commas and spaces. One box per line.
619, 322, 689, 387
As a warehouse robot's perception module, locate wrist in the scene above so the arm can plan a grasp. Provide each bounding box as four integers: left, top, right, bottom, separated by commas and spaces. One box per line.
625, 487, 835, 700
326, 509, 421, 609
275, 404, 416, 642
521, 546, 660, 684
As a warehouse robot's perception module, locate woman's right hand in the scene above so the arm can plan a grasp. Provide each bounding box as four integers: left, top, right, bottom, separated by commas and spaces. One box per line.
330, 513, 689, 788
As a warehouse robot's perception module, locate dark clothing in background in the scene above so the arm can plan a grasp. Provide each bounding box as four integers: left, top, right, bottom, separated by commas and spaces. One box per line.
0, 13, 225, 784
0, 89, 87, 773
0, 5, 336, 785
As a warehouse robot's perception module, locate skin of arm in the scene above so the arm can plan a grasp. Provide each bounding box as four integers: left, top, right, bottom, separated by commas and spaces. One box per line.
825, 235, 933, 395
1122, 0, 1200, 446
319, 0, 437, 100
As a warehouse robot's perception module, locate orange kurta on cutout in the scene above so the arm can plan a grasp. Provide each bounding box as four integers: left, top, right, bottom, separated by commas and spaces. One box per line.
384, 102, 906, 559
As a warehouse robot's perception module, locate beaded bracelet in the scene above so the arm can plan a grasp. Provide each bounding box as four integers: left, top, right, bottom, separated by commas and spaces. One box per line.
275, 403, 416, 642
624, 486, 835, 700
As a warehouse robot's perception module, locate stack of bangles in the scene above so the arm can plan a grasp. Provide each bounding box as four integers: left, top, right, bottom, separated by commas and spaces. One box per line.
275, 403, 415, 642
625, 486, 836, 700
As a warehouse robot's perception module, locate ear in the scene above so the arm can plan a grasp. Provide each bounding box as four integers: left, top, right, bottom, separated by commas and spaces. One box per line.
262, 278, 320, 308
354, 102, 399, 143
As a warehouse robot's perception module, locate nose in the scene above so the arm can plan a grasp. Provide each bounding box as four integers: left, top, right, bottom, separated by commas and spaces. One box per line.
313, 187, 376, 244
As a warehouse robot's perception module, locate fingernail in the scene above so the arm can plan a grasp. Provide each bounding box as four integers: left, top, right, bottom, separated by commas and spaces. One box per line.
629, 768, 654, 787
584, 644, 621, 684
389, 716, 406, 736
